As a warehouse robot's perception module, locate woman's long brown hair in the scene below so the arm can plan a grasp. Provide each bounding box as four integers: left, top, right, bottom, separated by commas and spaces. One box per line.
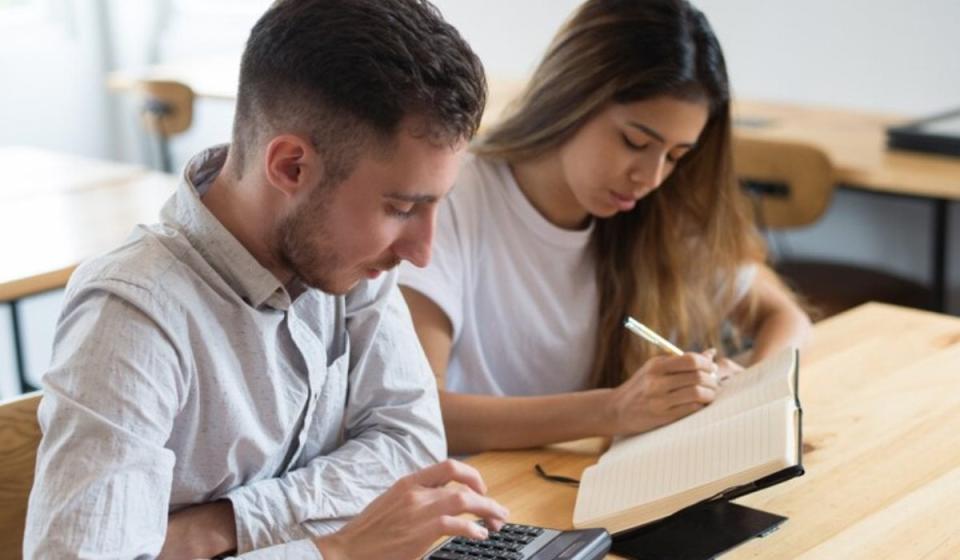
475, 0, 766, 388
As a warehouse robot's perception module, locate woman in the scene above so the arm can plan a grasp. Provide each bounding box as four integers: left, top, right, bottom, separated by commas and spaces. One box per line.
400, 0, 810, 454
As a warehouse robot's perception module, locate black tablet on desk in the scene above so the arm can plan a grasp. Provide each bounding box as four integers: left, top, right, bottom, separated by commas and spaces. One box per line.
886, 108, 960, 157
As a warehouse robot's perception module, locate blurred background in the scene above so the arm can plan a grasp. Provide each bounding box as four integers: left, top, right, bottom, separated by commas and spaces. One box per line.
2, 0, 959, 398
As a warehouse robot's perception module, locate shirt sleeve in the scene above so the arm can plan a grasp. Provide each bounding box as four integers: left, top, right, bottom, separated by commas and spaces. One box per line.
733, 262, 759, 304
23, 285, 183, 559
225, 270, 446, 552
398, 193, 468, 340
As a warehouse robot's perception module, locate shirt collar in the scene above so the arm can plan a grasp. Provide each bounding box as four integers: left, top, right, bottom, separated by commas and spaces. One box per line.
160, 144, 291, 310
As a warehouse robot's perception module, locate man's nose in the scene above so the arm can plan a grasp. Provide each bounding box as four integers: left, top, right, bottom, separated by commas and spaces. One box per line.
394, 210, 435, 268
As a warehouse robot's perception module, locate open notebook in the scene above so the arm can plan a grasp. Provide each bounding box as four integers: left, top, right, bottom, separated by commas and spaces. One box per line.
573, 347, 802, 535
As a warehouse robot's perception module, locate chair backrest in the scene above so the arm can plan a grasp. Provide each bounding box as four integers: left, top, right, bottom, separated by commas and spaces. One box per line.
134, 79, 195, 137
0, 392, 42, 559
732, 137, 836, 229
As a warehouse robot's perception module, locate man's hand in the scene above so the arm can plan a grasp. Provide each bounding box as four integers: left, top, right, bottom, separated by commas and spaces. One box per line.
158, 500, 237, 560
609, 351, 719, 435
314, 459, 509, 560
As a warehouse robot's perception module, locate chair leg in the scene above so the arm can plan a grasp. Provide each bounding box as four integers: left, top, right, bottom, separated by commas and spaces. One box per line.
158, 136, 173, 174
10, 301, 38, 394
931, 198, 948, 312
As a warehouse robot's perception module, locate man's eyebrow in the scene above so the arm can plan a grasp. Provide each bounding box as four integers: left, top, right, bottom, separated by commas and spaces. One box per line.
627, 121, 697, 149
383, 192, 439, 204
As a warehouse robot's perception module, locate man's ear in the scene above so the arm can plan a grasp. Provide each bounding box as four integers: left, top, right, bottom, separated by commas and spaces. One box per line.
263, 134, 324, 199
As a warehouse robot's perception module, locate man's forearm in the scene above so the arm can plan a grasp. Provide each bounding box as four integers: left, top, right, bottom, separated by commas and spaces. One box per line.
160, 500, 237, 559
226, 425, 440, 552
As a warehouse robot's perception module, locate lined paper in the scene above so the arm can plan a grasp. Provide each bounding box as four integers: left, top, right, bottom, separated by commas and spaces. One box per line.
574, 348, 798, 530
599, 348, 795, 465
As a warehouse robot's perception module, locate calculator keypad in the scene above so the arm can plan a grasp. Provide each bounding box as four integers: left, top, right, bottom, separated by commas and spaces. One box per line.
428, 523, 549, 560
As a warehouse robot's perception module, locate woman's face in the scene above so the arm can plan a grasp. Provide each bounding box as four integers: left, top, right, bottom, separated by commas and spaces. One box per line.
557, 96, 710, 217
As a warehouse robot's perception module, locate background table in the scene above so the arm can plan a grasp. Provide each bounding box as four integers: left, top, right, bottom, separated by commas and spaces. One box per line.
0, 147, 176, 391
467, 303, 960, 558
734, 101, 960, 312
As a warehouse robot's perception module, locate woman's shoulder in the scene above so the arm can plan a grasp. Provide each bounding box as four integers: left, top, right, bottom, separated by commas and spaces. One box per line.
451, 153, 513, 206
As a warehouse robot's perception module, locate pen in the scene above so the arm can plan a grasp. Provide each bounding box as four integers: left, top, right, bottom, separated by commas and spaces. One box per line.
623, 316, 684, 356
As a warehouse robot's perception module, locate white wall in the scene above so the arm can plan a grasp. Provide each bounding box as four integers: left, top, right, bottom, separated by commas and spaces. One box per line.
435, 0, 960, 114
0, 1, 114, 158
701, 0, 960, 114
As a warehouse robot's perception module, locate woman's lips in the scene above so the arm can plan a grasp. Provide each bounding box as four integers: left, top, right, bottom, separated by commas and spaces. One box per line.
609, 190, 637, 211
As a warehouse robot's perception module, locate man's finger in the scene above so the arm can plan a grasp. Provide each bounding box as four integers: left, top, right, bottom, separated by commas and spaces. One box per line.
433, 515, 490, 541
411, 459, 487, 494
427, 486, 510, 522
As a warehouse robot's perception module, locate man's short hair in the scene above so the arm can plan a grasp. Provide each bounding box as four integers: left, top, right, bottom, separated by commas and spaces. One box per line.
232, 0, 487, 183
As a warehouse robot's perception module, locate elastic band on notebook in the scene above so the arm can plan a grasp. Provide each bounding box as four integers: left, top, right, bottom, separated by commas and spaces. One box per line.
534, 464, 580, 487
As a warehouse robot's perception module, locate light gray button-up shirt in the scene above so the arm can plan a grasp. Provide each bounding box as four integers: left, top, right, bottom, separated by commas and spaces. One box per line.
23, 146, 446, 559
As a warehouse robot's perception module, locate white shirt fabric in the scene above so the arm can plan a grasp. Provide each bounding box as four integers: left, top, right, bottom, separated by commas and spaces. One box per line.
23, 146, 445, 559
401, 154, 599, 396
400, 154, 757, 398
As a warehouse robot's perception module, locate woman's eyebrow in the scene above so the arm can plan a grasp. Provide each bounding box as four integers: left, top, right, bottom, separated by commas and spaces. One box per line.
627, 121, 697, 149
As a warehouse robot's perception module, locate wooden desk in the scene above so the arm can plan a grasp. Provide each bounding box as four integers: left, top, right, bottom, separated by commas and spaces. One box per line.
107, 54, 239, 101
0, 148, 174, 301
0, 148, 176, 391
734, 100, 960, 312
733, 101, 960, 201
0, 147, 145, 201
467, 303, 960, 557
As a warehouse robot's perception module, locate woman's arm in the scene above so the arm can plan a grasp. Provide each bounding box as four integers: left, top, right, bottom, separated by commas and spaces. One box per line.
402, 287, 718, 455
732, 265, 812, 366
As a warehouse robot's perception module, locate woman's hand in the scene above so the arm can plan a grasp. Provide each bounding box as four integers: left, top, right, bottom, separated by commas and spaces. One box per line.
715, 355, 745, 383
608, 352, 719, 435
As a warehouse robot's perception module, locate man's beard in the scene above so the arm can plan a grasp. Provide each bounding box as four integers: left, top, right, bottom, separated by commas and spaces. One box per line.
275, 190, 345, 294
274, 188, 401, 295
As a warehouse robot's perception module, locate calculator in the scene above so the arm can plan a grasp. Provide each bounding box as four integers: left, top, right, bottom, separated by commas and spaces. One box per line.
423, 522, 611, 559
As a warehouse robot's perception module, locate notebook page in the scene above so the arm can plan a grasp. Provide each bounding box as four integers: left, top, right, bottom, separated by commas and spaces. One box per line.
574, 397, 794, 528
599, 347, 796, 465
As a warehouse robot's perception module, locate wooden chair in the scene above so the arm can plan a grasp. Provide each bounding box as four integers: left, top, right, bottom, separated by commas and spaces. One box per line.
134, 79, 195, 173
0, 391, 41, 559
733, 137, 934, 318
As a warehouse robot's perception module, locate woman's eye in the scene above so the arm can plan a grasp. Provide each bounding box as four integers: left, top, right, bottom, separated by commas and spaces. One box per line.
666, 151, 688, 164
621, 133, 648, 151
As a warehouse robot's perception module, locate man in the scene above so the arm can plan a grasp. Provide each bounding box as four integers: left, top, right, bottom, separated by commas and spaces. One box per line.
23, 0, 508, 558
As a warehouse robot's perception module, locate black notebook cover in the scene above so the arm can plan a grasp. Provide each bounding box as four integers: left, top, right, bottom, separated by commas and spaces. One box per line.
610, 499, 787, 559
